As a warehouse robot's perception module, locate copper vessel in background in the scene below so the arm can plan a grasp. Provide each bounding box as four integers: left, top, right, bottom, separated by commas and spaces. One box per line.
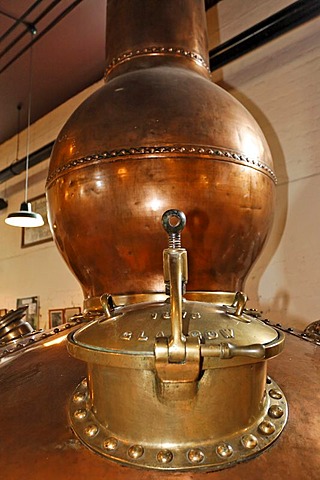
46, 0, 276, 312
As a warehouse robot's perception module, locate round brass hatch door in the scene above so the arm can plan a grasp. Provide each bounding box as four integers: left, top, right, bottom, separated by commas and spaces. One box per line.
67, 294, 287, 471
68, 298, 282, 367
69, 375, 288, 471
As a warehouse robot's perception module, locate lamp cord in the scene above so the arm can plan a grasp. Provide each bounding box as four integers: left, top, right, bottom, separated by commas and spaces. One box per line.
24, 44, 33, 204
15, 103, 22, 162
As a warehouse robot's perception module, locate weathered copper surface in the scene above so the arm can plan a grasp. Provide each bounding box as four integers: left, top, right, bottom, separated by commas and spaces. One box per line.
47, 0, 275, 306
0, 332, 318, 479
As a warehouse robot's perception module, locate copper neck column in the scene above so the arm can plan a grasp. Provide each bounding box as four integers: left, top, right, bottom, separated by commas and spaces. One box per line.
105, 0, 210, 80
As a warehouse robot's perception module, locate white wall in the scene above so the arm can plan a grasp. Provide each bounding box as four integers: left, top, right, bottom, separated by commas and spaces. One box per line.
0, 2, 319, 331
0, 81, 102, 329
208, 0, 320, 330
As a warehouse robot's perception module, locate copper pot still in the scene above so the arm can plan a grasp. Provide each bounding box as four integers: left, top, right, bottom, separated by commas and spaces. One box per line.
45, 0, 285, 473
67, 209, 287, 471
46, 0, 276, 313
4, 0, 320, 477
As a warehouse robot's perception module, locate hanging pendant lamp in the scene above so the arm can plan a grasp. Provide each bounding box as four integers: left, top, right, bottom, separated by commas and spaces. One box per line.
5, 201, 43, 227
5, 44, 44, 228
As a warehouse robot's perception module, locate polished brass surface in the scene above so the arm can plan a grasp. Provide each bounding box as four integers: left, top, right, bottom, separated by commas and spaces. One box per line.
69, 375, 287, 471
231, 291, 248, 316
0, 332, 318, 479
67, 209, 286, 471
68, 298, 283, 367
47, 0, 275, 302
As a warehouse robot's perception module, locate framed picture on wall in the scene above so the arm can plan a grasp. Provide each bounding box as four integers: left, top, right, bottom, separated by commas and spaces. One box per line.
64, 307, 81, 323
21, 194, 53, 248
16, 296, 39, 330
49, 309, 64, 328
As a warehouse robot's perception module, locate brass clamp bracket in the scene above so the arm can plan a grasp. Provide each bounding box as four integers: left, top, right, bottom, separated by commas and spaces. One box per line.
155, 210, 267, 384
223, 291, 250, 322
155, 210, 200, 383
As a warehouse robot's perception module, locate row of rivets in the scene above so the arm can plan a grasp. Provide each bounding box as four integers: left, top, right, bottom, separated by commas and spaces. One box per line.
105, 46, 211, 75
71, 381, 285, 466
73, 417, 284, 465
46, 145, 277, 186
73, 405, 281, 452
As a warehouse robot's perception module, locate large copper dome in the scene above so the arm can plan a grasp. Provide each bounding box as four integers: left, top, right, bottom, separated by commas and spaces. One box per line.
46, 0, 275, 311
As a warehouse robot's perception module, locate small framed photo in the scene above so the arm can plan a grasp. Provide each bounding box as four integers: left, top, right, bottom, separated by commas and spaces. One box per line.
21, 194, 53, 248
64, 307, 81, 323
49, 309, 64, 328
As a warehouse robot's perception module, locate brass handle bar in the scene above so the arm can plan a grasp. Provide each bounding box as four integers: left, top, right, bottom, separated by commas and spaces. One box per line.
200, 342, 265, 359
162, 209, 188, 363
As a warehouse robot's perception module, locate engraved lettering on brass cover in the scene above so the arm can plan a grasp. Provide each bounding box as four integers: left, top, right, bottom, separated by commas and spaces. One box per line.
67, 209, 288, 471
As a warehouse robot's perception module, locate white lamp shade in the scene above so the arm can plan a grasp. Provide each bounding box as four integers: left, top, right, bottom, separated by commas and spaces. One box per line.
5, 201, 44, 228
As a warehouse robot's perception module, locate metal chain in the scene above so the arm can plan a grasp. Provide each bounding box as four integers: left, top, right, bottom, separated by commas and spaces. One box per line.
244, 309, 320, 347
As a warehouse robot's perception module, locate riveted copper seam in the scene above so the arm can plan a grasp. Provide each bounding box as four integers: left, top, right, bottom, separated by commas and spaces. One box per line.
105, 46, 211, 78
46, 145, 277, 187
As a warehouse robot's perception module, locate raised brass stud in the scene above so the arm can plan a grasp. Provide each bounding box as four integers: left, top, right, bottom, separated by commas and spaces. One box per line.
241, 434, 258, 449
84, 424, 98, 438
268, 405, 284, 419
73, 409, 87, 420
73, 391, 86, 404
259, 420, 276, 435
269, 389, 283, 399
128, 445, 144, 459
103, 437, 118, 451
187, 449, 205, 464
216, 443, 233, 458
81, 378, 88, 387
157, 449, 173, 464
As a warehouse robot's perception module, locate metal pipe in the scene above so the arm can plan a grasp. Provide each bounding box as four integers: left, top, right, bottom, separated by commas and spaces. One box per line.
209, 0, 320, 71
0, 142, 54, 184
0, 0, 83, 75
0, 1, 42, 43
